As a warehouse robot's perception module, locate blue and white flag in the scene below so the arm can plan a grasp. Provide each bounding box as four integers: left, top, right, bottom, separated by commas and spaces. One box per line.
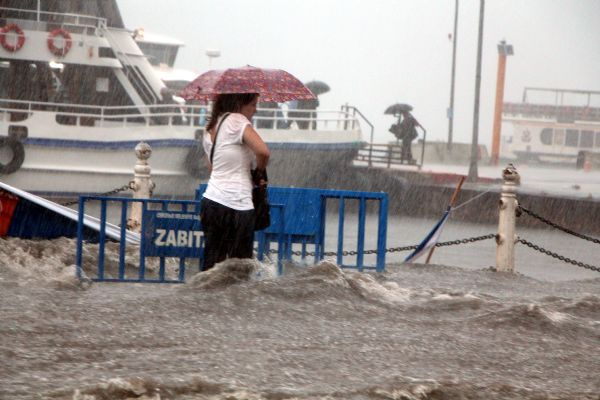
404, 206, 451, 263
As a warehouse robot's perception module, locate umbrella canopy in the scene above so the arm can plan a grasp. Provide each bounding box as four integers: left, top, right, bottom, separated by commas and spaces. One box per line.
304, 80, 330, 96
180, 65, 315, 103
384, 103, 413, 115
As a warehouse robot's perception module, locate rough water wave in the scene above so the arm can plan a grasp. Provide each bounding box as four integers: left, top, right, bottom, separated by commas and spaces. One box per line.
1, 237, 599, 399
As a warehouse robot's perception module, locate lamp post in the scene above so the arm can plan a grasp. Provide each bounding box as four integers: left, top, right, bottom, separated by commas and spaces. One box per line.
467, 0, 485, 182
490, 40, 514, 165
447, 0, 459, 150
205, 49, 221, 69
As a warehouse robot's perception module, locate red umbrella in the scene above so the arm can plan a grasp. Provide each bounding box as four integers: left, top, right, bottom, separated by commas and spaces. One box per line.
179, 65, 316, 103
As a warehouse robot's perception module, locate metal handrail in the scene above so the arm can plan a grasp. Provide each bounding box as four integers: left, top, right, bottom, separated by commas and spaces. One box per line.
99, 26, 161, 106
0, 98, 203, 114
0, 6, 107, 31
345, 106, 373, 165
0, 98, 362, 132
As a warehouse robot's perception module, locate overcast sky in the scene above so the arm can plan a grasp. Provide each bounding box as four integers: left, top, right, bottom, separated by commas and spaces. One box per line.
119, 0, 600, 146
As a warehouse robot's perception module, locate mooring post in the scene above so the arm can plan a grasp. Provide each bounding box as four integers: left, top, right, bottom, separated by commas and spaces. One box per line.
496, 163, 520, 272
127, 142, 154, 232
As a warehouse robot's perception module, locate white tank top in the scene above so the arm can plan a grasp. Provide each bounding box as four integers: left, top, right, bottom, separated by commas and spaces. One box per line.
202, 113, 254, 210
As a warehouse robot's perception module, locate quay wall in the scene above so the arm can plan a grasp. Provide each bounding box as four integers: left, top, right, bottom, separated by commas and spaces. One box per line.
310, 166, 600, 236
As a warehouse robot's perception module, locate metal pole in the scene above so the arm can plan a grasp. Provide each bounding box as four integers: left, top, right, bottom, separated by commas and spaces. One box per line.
496, 164, 520, 272
467, 0, 485, 182
490, 50, 507, 165
447, 0, 459, 150
491, 40, 513, 165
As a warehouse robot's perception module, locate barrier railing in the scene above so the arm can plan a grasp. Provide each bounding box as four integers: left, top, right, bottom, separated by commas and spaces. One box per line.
0, 98, 360, 133
76, 196, 202, 283
77, 186, 389, 283
253, 187, 389, 273
0, 7, 107, 32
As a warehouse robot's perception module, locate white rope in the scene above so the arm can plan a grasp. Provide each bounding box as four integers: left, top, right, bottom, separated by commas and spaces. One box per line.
451, 188, 496, 211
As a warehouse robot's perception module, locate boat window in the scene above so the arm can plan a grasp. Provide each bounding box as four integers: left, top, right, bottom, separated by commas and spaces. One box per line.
540, 128, 553, 145
595, 132, 600, 148
580, 130, 594, 148
553, 129, 565, 145
98, 47, 116, 59
565, 129, 579, 147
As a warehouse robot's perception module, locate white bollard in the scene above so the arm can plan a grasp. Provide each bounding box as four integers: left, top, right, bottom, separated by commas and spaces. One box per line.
495, 163, 520, 272
127, 142, 155, 232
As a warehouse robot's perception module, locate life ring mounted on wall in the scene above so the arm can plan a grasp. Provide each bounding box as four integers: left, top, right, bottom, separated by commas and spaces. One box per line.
0, 137, 25, 175
0, 24, 26, 52
47, 28, 72, 57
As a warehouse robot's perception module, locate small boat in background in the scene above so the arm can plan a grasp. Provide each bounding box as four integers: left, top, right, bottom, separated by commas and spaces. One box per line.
501, 87, 600, 166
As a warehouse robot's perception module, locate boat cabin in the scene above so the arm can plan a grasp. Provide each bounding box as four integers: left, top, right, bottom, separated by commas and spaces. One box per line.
501, 88, 600, 164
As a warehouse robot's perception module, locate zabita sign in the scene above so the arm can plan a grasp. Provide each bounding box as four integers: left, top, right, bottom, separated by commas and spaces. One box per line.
142, 210, 203, 258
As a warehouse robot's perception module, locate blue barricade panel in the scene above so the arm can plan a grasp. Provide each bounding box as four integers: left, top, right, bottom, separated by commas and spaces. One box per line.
197, 185, 388, 273
76, 196, 204, 284
142, 209, 203, 258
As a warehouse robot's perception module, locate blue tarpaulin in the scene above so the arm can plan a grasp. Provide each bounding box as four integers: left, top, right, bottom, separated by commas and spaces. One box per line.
0, 181, 138, 243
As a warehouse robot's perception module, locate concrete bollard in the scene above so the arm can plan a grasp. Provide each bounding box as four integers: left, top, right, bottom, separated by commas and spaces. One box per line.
495, 163, 520, 272
127, 142, 155, 232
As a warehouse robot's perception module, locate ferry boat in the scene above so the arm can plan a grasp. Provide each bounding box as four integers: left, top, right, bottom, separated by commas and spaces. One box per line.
0, 0, 363, 200
501, 88, 600, 165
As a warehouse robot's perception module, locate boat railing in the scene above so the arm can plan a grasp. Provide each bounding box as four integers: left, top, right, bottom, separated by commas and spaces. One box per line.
99, 26, 161, 105
503, 102, 600, 123
0, 98, 361, 132
252, 107, 359, 131
0, 7, 107, 34
0, 98, 203, 128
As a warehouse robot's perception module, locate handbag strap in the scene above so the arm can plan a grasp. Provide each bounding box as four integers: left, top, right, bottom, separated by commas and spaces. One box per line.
209, 112, 231, 165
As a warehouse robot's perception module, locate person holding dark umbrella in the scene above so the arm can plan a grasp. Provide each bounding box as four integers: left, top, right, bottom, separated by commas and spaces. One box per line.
397, 109, 421, 164
385, 103, 420, 164
289, 80, 329, 129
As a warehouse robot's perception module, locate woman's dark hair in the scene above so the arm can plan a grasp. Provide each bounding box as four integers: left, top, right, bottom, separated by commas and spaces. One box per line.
206, 93, 258, 131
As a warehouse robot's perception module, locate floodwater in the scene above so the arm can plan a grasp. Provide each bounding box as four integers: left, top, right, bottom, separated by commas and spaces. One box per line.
1, 215, 599, 400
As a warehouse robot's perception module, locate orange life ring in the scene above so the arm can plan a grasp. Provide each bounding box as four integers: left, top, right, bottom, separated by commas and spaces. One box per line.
0, 24, 26, 52
47, 28, 72, 57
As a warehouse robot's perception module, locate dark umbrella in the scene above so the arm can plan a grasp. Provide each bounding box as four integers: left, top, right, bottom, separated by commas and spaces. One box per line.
304, 80, 330, 96
384, 103, 413, 115
180, 65, 315, 102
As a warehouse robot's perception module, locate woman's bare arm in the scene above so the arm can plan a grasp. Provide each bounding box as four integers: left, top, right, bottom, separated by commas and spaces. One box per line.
242, 125, 270, 170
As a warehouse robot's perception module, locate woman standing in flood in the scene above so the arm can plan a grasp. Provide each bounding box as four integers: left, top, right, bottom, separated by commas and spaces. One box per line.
200, 93, 270, 270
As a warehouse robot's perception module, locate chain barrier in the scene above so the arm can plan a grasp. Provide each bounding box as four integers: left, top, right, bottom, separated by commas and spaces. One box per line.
518, 205, 600, 245
60, 182, 133, 206
517, 238, 600, 272
263, 233, 496, 258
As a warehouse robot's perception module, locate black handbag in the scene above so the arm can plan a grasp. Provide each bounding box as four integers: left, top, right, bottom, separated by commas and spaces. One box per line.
251, 168, 270, 231
252, 184, 270, 231
210, 113, 270, 231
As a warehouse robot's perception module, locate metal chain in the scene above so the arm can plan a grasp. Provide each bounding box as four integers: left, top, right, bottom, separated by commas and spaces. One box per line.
518, 205, 600, 245
434, 233, 497, 247
518, 237, 600, 272
60, 182, 133, 206
263, 233, 496, 258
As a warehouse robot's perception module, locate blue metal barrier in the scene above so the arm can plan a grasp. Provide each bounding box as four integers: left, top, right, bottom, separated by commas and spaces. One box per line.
76, 196, 203, 283
78, 187, 388, 283
197, 185, 388, 272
